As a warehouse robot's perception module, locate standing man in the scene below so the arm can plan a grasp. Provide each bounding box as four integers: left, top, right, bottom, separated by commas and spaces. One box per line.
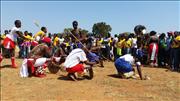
34, 27, 47, 43
170, 31, 180, 71
71, 21, 83, 49
1, 20, 27, 68
52, 34, 59, 53
166, 32, 173, 67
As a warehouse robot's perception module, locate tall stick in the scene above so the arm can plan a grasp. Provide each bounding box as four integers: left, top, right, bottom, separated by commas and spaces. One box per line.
68, 30, 109, 60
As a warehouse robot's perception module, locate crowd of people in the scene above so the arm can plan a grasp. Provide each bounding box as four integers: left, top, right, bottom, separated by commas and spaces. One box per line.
0, 20, 179, 81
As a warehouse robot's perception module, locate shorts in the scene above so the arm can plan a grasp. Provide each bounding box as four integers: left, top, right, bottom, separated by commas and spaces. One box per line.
66, 64, 84, 73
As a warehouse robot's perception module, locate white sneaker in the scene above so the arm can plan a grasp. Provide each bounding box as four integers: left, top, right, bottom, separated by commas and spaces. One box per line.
154, 63, 158, 67
124, 71, 135, 78
150, 63, 154, 67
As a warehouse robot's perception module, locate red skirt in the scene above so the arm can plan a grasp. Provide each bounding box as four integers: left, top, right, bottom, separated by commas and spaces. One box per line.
66, 64, 84, 73
31, 41, 38, 47
148, 43, 158, 60
3, 37, 15, 49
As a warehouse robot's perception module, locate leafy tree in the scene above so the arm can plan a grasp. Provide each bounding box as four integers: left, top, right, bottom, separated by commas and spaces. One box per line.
63, 28, 73, 37
63, 28, 89, 38
81, 29, 89, 38
63, 28, 73, 34
81, 29, 88, 34
92, 22, 112, 37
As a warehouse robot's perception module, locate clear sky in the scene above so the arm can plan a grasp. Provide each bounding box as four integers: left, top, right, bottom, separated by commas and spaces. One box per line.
1, 1, 180, 35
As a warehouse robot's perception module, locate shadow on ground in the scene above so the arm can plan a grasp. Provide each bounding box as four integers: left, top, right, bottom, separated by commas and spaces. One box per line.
57, 75, 88, 81
0, 65, 13, 69
107, 74, 121, 79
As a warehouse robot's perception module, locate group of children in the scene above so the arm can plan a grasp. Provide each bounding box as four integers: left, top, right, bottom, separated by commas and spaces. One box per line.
0, 20, 179, 81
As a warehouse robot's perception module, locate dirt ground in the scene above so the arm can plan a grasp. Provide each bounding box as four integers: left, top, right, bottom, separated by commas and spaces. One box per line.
0, 58, 180, 101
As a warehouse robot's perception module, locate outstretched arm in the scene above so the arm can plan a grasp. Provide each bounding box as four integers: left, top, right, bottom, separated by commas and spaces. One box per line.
84, 61, 96, 66
16, 31, 26, 39
16, 31, 29, 40
136, 62, 143, 80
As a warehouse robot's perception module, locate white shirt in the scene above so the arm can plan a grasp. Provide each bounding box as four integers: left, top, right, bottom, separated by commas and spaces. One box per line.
120, 54, 135, 65
132, 38, 137, 48
59, 38, 64, 44
103, 38, 110, 43
92, 38, 96, 47
63, 48, 87, 68
6, 27, 20, 42
120, 54, 141, 66
114, 37, 118, 43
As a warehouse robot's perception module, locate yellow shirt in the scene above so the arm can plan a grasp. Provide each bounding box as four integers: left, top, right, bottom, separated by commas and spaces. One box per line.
65, 42, 70, 47
1, 34, 6, 39
108, 38, 112, 46
172, 36, 180, 48
34, 31, 45, 38
24, 35, 33, 42
176, 35, 180, 41
124, 39, 132, 48
117, 39, 125, 48
53, 37, 59, 46
97, 38, 103, 46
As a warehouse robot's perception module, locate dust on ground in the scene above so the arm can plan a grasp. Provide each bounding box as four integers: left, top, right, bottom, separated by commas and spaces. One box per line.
0, 59, 180, 101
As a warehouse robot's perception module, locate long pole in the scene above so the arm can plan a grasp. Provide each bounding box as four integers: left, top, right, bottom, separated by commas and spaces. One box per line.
67, 30, 89, 52
68, 30, 109, 60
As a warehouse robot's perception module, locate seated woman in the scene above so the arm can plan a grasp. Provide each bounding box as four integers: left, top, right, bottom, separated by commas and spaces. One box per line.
114, 54, 143, 80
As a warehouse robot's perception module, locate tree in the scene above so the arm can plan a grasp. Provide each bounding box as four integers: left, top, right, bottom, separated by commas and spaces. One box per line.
81, 29, 89, 38
63, 28, 73, 37
81, 29, 88, 34
92, 22, 112, 37
63, 28, 73, 33
63, 28, 89, 38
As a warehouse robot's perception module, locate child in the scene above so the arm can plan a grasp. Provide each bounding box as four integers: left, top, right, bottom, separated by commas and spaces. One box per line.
22, 31, 33, 58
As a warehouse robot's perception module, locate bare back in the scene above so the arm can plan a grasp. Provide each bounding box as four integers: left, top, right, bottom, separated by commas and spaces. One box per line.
28, 43, 51, 58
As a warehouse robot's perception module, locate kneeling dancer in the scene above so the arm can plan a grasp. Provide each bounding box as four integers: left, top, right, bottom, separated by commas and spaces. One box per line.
63, 47, 96, 81
20, 39, 53, 77
114, 54, 143, 80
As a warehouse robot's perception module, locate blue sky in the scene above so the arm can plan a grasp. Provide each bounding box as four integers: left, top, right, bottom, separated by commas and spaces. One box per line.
1, 1, 180, 35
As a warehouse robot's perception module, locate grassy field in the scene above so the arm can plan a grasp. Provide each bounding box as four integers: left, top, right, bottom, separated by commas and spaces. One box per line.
0, 58, 180, 101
